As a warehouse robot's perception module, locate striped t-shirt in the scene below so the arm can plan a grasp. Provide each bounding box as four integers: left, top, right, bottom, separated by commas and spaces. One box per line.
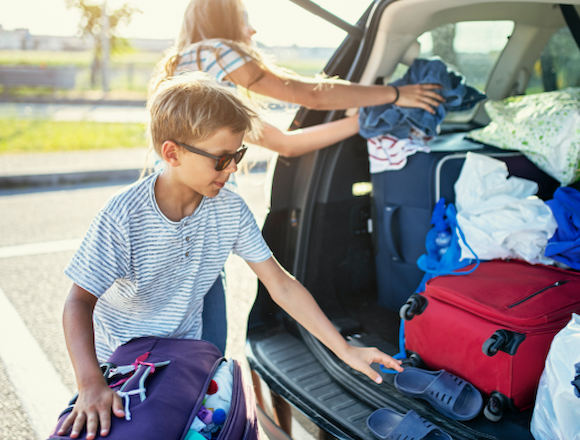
64, 172, 271, 361
175, 40, 250, 89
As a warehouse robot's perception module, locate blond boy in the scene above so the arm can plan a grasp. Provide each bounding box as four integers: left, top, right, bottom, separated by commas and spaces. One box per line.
59, 72, 402, 439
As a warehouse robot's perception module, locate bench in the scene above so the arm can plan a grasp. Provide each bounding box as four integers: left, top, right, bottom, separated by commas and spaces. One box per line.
0, 66, 76, 94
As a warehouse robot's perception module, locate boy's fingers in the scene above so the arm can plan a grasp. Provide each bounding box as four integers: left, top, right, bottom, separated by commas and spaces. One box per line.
99, 408, 112, 436
57, 412, 75, 435
85, 412, 99, 440
112, 393, 126, 417
358, 362, 384, 384
369, 349, 404, 373
70, 412, 86, 439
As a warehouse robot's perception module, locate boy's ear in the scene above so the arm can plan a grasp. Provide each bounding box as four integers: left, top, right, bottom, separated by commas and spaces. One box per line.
161, 141, 181, 167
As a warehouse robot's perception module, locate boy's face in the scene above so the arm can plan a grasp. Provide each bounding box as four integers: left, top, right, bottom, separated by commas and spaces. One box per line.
172, 127, 245, 198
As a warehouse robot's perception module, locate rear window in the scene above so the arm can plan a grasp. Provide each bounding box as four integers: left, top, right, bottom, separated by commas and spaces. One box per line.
391, 21, 514, 91
525, 27, 580, 94
417, 21, 515, 92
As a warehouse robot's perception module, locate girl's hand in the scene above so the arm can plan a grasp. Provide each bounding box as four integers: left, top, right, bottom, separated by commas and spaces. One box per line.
395, 84, 445, 114
57, 382, 125, 439
340, 345, 403, 384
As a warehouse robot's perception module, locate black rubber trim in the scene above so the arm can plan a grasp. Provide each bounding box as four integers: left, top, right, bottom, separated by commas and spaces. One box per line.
560, 4, 580, 49
248, 332, 377, 440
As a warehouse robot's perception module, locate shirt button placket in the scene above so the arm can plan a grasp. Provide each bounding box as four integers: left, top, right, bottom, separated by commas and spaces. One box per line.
183, 222, 190, 259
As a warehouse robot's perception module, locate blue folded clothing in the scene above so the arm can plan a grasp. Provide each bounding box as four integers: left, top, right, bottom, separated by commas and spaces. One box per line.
359, 58, 487, 139
545, 187, 580, 269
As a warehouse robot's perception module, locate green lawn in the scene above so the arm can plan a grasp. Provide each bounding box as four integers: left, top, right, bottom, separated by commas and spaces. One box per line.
0, 50, 160, 68
0, 119, 147, 153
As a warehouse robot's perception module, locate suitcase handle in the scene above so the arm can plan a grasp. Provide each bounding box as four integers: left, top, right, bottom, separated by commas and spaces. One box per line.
384, 204, 403, 262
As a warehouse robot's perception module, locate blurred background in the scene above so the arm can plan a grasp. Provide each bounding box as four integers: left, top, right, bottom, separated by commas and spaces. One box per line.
0, 0, 369, 157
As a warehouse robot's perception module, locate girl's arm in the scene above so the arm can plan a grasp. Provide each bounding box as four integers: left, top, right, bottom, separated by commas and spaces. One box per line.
247, 257, 403, 383
59, 284, 125, 440
225, 60, 444, 113
247, 115, 359, 157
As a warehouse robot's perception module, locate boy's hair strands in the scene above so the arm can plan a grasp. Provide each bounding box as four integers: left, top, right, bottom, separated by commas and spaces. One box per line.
148, 72, 262, 160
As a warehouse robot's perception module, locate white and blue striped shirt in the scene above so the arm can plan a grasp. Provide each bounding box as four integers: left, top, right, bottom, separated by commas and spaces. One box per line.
176, 40, 250, 90
65, 172, 271, 361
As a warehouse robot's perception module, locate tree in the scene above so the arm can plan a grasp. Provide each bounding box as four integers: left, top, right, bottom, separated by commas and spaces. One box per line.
66, 0, 141, 89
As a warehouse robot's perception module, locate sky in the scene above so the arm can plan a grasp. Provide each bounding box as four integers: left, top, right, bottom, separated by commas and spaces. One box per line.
0, 0, 370, 48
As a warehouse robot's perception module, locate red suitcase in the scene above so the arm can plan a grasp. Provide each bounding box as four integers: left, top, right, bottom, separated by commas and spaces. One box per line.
403, 259, 580, 418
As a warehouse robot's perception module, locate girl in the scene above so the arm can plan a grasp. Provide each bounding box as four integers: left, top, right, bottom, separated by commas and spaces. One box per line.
151, 0, 444, 157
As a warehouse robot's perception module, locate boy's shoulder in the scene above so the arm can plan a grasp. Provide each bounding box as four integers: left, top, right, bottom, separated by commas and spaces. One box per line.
100, 173, 155, 221
209, 187, 246, 209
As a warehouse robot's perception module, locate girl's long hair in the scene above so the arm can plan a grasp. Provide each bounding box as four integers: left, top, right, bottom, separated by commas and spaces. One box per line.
150, 0, 276, 95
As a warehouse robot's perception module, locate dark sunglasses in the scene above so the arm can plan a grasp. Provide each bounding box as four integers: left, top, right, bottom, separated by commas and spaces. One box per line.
174, 141, 248, 171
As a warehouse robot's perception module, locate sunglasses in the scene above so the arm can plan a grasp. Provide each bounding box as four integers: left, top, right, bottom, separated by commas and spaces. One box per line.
174, 141, 248, 171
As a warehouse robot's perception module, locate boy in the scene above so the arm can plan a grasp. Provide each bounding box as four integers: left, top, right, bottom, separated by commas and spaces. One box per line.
59, 72, 402, 439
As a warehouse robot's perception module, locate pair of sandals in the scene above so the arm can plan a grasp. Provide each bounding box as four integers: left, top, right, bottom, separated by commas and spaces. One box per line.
367, 367, 483, 439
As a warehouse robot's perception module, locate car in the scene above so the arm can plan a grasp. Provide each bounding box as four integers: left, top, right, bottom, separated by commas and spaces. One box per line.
246, 0, 580, 439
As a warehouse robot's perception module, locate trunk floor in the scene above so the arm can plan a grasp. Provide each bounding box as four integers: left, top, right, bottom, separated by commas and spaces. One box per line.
253, 332, 375, 439
253, 331, 535, 440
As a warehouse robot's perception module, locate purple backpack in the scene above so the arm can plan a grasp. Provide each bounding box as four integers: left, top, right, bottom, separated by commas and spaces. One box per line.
48, 337, 260, 440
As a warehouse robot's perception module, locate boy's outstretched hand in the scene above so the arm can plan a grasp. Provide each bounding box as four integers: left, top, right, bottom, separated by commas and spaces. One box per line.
57, 382, 125, 439
249, 257, 404, 386
340, 345, 403, 384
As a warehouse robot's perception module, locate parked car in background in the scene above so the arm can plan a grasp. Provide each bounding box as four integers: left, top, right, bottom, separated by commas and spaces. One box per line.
247, 1, 580, 439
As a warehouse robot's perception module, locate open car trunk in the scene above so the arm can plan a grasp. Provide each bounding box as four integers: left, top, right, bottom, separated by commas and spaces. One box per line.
247, 130, 546, 440
247, 1, 580, 439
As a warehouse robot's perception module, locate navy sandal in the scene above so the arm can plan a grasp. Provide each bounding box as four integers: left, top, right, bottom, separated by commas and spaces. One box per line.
394, 367, 483, 421
367, 408, 452, 440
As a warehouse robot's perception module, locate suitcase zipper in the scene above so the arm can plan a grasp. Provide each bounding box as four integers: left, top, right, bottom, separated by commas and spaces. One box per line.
216, 359, 242, 439
507, 280, 569, 309
179, 356, 225, 440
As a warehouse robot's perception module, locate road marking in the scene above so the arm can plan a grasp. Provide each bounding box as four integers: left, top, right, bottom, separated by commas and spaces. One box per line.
0, 239, 81, 259
0, 285, 72, 440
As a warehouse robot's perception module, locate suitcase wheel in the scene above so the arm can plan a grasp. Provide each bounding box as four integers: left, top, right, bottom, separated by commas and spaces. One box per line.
482, 330, 526, 357
399, 294, 428, 321
483, 391, 508, 422
401, 352, 424, 368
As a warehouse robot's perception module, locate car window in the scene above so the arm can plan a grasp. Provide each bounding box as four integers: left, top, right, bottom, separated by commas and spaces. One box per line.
389, 21, 513, 122
418, 21, 514, 91
525, 27, 580, 94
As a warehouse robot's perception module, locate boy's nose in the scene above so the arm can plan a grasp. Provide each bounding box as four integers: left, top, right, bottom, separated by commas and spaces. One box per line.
224, 160, 238, 174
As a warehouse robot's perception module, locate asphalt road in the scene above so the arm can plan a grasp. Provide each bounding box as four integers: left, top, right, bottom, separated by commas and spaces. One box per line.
0, 170, 318, 440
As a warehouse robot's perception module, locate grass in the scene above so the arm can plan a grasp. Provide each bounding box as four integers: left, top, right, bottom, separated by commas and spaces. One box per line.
0, 50, 160, 68
0, 119, 147, 154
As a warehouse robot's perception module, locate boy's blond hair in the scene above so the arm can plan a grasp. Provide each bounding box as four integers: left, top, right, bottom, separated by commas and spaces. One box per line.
148, 71, 262, 157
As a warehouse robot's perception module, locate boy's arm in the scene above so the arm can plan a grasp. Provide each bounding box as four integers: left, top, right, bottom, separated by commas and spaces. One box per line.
247, 257, 403, 383
59, 284, 125, 440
